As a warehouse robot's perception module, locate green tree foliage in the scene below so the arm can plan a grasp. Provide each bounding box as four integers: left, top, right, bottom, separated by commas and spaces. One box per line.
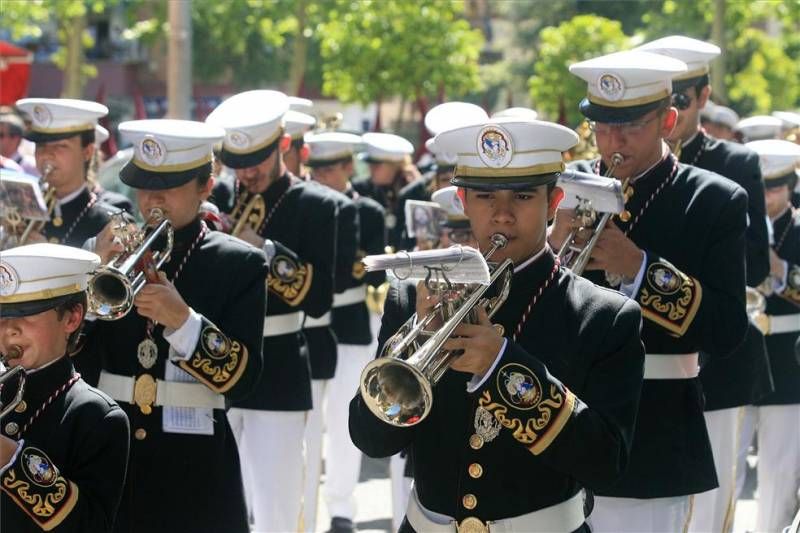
528, 15, 630, 126
318, 0, 484, 106
642, 0, 800, 111
2, 0, 112, 97
728, 28, 800, 115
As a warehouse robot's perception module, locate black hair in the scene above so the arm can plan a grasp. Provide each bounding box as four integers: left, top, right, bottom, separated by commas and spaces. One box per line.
79, 129, 95, 148
54, 292, 87, 354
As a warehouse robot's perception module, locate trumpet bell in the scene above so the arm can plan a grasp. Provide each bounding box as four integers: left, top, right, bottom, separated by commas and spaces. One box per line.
87, 266, 135, 320
87, 209, 173, 321
360, 357, 432, 427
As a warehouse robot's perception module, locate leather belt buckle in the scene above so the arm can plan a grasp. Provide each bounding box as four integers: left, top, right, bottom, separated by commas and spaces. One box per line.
133, 374, 157, 415
457, 516, 489, 533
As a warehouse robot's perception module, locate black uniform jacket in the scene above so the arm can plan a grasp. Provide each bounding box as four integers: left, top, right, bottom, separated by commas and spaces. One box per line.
332, 186, 386, 346
79, 218, 267, 533
571, 153, 749, 497
1, 356, 130, 533
352, 175, 406, 251
302, 180, 357, 380
212, 172, 337, 410
758, 208, 800, 405
680, 131, 774, 409
350, 249, 645, 529
43, 186, 115, 248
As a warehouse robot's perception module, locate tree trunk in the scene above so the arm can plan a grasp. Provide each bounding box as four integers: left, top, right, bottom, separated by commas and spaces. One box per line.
287, 0, 308, 96
711, 0, 727, 103
167, 0, 193, 119
61, 12, 86, 98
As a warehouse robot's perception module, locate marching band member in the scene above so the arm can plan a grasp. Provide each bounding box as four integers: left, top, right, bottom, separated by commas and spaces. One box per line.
305, 131, 385, 532
637, 35, 773, 533
0, 243, 129, 532
352, 133, 415, 251
350, 117, 646, 532
85, 119, 267, 533
742, 139, 800, 533
555, 50, 749, 531
14, 99, 118, 247
206, 90, 338, 532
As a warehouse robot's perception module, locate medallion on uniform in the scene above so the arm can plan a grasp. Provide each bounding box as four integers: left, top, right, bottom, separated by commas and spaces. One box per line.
267, 253, 313, 306
638, 259, 702, 336
2, 446, 78, 529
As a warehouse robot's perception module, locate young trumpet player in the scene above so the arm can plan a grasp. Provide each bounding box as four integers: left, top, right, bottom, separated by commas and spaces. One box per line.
0, 243, 129, 532
553, 50, 749, 532
349, 118, 646, 532
82, 119, 267, 533
13, 99, 127, 248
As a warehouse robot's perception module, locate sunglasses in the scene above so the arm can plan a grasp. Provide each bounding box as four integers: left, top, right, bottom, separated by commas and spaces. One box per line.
671, 92, 693, 111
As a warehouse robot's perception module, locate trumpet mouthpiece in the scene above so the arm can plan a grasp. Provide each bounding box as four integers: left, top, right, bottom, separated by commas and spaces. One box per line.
490, 233, 508, 249
1, 345, 22, 364
610, 153, 624, 166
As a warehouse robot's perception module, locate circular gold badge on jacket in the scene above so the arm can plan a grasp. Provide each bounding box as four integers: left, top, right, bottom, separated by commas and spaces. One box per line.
468, 463, 483, 479
462, 493, 478, 510
469, 434, 484, 450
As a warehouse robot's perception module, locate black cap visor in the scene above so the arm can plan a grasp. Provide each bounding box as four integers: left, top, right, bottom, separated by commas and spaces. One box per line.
0, 293, 82, 319
579, 97, 668, 124
120, 161, 212, 190
24, 128, 93, 144
219, 138, 280, 169
451, 172, 559, 191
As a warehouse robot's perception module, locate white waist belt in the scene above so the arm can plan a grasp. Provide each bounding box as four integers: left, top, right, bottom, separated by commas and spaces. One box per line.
97, 371, 225, 410
765, 314, 800, 335
333, 285, 367, 307
644, 353, 700, 380
406, 488, 585, 533
304, 311, 332, 328
263, 311, 304, 337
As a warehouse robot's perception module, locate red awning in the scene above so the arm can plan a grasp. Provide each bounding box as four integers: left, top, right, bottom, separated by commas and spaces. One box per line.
0, 41, 33, 105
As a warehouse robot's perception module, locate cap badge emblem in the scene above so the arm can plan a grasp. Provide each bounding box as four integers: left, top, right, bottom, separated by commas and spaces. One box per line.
139, 136, 167, 166
477, 125, 513, 168
32, 105, 52, 127
597, 73, 625, 102
0, 262, 19, 297
227, 131, 250, 150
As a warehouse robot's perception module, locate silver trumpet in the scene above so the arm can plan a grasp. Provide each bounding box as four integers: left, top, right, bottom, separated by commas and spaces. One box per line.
360, 234, 514, 427
0, 346, 26, 420
556, 152, 625, 277
87, 208, 173, 320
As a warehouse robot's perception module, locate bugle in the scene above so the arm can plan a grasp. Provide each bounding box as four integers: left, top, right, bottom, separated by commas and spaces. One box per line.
87, 208, 173, 320
556, 152, 625, 275
359, 234, 513, 427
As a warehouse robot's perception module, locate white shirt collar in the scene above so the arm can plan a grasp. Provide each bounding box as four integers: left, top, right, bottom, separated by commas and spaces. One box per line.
513, 244, 550, 273
57, 184, 88, 206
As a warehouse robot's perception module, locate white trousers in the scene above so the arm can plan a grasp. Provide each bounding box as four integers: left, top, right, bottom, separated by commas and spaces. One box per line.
391, 453, 413, 532
303, 379, 328, 532
735, 405, 758, 502
689, 407, 742, 533
228, 408, 306, 533
591, 495, 693, 533
736, 404, 800, 533
323, 343, 374, 521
